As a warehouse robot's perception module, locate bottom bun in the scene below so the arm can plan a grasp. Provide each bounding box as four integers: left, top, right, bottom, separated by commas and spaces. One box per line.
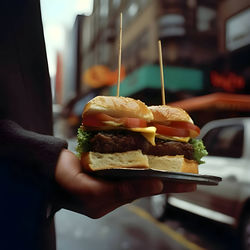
81, 150, 149, 172
148, 155, 198, 174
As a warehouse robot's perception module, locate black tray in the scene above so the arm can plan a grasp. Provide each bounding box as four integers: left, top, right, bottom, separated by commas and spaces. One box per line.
90, 168, 222, 186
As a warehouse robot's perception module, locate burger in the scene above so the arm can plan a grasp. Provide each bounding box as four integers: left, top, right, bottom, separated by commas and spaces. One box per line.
146, 105, 207, 173
76, 96, 157, 171
76, 96, 207, 174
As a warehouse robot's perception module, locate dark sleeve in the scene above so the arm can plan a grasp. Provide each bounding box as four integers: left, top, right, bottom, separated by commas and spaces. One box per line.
0, 119, 68, 178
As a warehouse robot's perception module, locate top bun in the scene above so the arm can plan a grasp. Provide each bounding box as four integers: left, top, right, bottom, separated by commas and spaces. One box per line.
149, 105, 193, 123
83, 96, 153, 122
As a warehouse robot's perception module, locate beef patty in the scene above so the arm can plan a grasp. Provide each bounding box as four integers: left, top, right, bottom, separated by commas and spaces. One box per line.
90, 131, 194, 160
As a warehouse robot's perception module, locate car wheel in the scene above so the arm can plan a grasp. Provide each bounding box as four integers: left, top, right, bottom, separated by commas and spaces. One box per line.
241, 213, 250, 250
150, 194, 169, 221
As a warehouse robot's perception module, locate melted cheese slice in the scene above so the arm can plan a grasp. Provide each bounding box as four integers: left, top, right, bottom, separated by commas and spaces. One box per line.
102, 121, 156, 145
155, 133, 190, 143
101, 121, 189, 144
128, 126, 156, 146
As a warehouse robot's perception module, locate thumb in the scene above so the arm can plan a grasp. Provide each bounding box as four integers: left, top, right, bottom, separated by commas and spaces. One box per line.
114, 179, 164, 204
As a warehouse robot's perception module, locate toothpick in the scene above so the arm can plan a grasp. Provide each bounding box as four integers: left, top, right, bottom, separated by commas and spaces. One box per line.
116, 13, 122, 97
158, 40, 166, 105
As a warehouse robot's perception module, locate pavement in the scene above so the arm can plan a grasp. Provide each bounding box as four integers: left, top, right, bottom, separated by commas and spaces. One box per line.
55, 200, 203, 250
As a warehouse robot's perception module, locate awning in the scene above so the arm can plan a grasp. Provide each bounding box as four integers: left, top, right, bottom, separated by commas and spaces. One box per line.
169, 93, 250, 111
109, 64, 204, 96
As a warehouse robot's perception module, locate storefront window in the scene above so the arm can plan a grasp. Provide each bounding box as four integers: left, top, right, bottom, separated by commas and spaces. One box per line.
158, 14, 186, 37
112, 0, 121, 9
128, 3, 139, 17
196, 6, 216, 32
100, 0, 109, 18
226, 8, 250, 51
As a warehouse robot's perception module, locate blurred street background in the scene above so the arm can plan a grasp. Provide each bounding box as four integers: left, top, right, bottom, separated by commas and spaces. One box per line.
41, 0, 250, 249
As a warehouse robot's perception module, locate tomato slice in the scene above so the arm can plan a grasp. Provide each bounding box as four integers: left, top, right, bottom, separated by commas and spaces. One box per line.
123, 117, 147, 128
82, 114, 104, 127
82, 113, 147, 128
149, 121, 200, 138
169, 121, 200, 134
153, 123, 190, 137
168, 121, 200, 137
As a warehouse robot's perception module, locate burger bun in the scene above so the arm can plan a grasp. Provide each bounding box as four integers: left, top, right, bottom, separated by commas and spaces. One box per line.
83, 96, 153, 122
149, 105, 193, 124
148, 155, 198, 174
81, 150, 149, 172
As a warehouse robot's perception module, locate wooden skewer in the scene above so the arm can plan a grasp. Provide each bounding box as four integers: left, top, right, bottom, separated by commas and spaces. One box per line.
116, 13, 123, 97
158, 40, 166, 105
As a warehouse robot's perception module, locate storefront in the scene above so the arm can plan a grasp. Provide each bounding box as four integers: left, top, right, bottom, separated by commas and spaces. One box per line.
109, 64, 204, 105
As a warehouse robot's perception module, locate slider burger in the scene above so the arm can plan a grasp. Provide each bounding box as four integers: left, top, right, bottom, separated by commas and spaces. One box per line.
146, 105, 208, 174
76, 96, 207, 174
76, 96, 156, 171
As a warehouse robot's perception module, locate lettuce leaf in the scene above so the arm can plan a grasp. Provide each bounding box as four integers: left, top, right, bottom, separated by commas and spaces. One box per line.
76, 127, 93, 158
189, 138, 208, 164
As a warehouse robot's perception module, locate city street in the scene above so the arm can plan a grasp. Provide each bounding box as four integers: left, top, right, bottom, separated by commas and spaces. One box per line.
55, 199, 201, 250
55, 198, 239, 250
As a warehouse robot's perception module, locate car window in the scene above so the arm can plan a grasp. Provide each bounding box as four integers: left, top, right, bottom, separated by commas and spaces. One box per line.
202, 124, 244, 158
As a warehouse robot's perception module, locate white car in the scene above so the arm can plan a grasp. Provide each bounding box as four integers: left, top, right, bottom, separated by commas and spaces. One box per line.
150, 117, 250, 250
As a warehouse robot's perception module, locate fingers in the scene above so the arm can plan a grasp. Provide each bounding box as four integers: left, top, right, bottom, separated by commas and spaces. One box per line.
161, 182, 197, 193
114, 179, 164, 204
114, 180, 196, 205
55, 149, 82, 191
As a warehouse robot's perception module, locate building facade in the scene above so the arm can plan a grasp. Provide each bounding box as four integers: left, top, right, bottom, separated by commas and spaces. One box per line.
81, 0, 219, 75
69, 0, 249, 100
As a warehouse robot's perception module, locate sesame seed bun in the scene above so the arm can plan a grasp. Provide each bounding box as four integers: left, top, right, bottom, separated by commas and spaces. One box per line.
83, 96, 153, 122
149, 105, 193, 124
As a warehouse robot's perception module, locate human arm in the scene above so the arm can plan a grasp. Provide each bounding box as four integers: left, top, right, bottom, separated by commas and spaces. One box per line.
0, 119, 68, 177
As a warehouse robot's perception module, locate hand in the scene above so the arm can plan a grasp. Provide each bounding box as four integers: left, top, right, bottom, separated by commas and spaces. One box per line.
54, 149, 196, 218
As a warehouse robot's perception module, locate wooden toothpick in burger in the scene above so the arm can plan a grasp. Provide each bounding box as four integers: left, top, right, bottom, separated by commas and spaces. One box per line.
158, 40, 166, 105
116, 12, 122, 97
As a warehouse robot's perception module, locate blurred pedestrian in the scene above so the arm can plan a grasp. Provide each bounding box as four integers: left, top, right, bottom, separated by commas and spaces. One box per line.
0, 1, 195, 250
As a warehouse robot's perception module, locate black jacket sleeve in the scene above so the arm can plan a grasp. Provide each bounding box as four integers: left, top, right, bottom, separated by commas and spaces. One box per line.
0, 0, 68, 180
0, 120, 68, 178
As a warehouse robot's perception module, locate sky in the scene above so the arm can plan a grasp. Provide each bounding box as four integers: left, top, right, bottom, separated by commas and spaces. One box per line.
40, 0, 93, 77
